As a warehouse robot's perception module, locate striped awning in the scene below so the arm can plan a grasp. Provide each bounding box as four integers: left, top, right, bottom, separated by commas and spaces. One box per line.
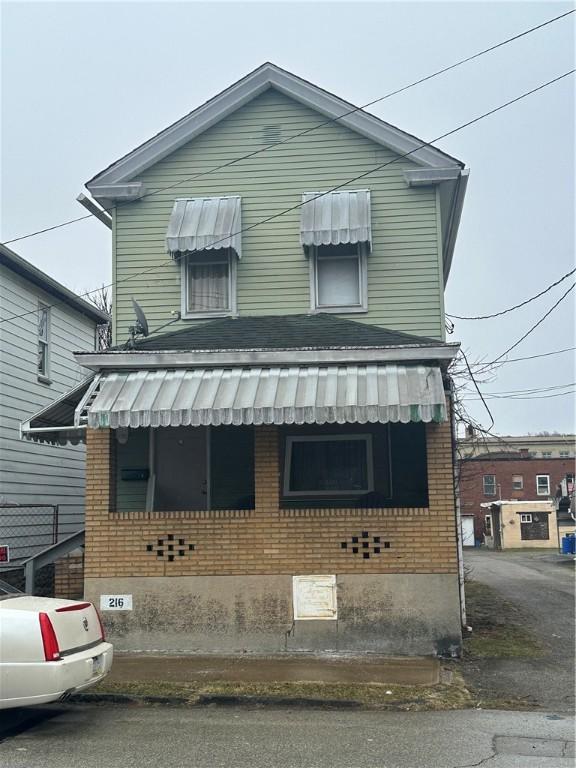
84, 364, 446, 429
166, 196, 241, 258
300, 189, 371, 248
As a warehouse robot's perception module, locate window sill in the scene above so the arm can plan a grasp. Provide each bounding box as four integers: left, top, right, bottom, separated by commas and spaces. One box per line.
181, 311, 235, 321
310, 306, 368, 315
38, 375, 52, 386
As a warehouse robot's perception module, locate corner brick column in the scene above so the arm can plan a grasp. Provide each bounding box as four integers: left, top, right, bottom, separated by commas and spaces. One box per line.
254, 425, 280, 516
84, 428, 113, 578
425, 418, 458, 570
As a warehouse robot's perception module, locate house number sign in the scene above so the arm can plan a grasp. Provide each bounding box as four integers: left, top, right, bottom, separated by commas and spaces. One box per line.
100, 594, 133, 611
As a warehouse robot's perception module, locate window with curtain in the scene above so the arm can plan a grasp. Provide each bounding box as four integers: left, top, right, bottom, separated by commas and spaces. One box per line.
185, 251, 232, 315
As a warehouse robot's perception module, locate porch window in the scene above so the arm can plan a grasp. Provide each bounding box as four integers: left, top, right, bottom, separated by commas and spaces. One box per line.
482, 474, 496, 496
536, 474, 550, 496
183, 251, 234, 317
38, 304, 50, 381
311, 244, 367, 312
284, 434, 374, 496
520, 513, 532, 523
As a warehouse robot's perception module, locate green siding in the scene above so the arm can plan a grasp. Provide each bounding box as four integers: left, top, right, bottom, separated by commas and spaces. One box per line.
113, 89, 444, 345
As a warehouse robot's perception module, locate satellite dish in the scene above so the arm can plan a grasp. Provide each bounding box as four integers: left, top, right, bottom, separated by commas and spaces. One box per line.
131, 297, 149, 337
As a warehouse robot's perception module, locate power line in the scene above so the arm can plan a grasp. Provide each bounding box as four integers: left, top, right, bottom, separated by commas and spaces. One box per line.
465, 389, 575, 401
469, 346, 575, 367
2, 9, 574, 248
1, 69, 574, 327
447, 267, 576, 320
489, 283, 575, 366
459, 349, 494, 429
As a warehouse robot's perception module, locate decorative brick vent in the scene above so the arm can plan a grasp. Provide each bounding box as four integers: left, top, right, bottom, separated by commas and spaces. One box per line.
340, 531, 391, 559
146, 534, 195, 562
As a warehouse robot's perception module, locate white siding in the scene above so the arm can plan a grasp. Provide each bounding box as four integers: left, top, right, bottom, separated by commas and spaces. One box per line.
0, 264, 96, 537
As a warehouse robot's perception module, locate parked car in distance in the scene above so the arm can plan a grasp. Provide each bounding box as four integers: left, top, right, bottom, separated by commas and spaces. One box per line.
0, 579, 113, 709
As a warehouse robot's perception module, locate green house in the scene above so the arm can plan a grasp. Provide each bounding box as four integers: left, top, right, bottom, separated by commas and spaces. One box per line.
25, 64, 469, 656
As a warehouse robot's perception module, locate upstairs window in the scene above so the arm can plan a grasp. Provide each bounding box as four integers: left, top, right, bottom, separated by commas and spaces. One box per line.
38, 304, 50, 381
542, 451, 552, 458
483, 474, 496, 496
311, 244, 367, 312
183, 250, 235, 318
559, 451, 570, 458
512, 475, 524, 490
536, 475, 550, 496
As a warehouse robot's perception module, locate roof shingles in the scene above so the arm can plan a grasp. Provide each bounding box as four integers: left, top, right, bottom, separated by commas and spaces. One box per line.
113, 313, 446, 353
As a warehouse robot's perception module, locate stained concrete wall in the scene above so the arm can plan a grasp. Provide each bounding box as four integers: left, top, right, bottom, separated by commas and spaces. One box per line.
86, 573, 462, 656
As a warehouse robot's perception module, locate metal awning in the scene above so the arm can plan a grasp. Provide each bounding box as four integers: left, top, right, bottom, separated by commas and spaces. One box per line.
300, 189, 371, 248
21, 376, 95, 444
166, 196, 241, 258
86, 364, 446, 428
21, 365, 447, 441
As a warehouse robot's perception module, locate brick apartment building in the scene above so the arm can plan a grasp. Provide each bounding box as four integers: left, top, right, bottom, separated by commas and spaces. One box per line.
458, 435, 575, 544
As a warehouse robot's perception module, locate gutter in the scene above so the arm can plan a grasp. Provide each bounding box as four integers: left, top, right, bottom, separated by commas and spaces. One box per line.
74, 343, 460, 371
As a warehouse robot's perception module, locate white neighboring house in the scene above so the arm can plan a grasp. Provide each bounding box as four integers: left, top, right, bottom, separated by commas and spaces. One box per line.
0, 244, 109, 561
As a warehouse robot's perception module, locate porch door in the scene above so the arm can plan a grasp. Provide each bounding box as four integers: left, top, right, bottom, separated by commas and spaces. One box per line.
154, 426, 208, 511
461, 515, 475, 547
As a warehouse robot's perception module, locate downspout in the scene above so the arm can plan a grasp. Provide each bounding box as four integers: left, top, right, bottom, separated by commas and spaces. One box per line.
449, 380, 467, 628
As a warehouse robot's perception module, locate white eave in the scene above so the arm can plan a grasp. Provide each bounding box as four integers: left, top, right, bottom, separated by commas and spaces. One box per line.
74, 343, 460, 371
86, 62, 464, 194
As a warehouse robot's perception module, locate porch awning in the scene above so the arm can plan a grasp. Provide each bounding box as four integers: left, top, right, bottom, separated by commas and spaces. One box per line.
20, 376, 95, 444
85, 364, 446, 429
166, 196, 241, 258
300, 189, 371, 248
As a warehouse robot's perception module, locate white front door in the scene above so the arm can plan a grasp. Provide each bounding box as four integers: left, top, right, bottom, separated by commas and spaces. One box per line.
461, 515, 475, 547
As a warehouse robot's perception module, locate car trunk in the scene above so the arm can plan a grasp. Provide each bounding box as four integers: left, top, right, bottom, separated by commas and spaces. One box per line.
6, 596, 103, 655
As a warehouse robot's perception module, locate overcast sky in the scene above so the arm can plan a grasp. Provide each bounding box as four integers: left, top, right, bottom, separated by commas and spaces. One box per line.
1, 1, 574, 436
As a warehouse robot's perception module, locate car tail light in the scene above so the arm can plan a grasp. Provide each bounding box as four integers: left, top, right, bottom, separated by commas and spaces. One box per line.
39, 612, 60, 661
95, 608, 106, 641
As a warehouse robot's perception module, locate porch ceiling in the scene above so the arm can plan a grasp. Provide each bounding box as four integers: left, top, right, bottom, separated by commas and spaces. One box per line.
85, 364, 447, 429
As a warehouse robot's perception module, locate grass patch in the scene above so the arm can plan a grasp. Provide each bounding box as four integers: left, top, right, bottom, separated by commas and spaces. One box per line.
464, 581, 543, 659
90, 673, 473, 711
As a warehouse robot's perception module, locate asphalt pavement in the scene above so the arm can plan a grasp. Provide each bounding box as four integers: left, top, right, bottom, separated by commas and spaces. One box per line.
462, 549, 575, 713
0, 703, 574, 768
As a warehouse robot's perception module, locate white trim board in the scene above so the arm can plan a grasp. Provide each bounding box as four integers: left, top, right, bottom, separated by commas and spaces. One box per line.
86, 63, 464, 190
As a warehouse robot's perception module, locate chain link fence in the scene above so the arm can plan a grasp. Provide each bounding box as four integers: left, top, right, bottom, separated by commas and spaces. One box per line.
0, 504, 58, 565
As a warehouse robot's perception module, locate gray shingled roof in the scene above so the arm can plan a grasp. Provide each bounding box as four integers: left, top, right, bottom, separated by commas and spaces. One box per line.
117, 314, 445, 352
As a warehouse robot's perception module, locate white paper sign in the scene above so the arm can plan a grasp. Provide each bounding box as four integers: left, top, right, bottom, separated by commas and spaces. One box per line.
100, 594, 133, 611
292, 575, 337, 620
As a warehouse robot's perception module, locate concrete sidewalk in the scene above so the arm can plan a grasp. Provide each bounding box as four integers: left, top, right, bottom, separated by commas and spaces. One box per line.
106, 654, 441, 686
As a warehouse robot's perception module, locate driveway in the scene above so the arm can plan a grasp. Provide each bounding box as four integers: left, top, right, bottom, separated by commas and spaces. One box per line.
462, 549, 575, 713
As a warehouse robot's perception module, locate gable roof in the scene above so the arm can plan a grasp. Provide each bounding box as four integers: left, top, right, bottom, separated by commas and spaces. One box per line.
87, 62, 464, 189
0, 243, 110, 324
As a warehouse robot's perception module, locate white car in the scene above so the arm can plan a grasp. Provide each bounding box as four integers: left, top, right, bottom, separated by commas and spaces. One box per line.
0, 579, 113, 709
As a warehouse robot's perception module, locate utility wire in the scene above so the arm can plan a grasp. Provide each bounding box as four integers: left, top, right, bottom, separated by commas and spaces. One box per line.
466, 346, 575, 367
2, 8, 574, 248
488, 282, 575, 366
1, 69, 574, 327
465, 389, 575, 401
459, 349, 494, 429
447, 267, 576, 320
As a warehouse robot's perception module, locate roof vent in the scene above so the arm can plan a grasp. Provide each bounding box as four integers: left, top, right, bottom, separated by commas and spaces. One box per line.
262, 125, 282, 145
